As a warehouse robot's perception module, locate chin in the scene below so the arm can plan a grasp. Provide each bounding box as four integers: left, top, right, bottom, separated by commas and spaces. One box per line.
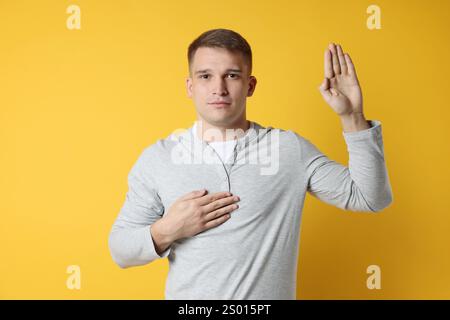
203, 116, 234, 126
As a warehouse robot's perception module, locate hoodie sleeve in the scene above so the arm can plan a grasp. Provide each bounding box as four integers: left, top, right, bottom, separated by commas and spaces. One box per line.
108, 148, 171, 269
294, 120, 393, 212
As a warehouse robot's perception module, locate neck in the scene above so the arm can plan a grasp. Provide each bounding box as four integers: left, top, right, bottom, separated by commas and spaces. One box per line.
195, 118, 250, 142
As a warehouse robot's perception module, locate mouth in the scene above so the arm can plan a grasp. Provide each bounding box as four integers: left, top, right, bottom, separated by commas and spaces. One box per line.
208, 102, 231, 108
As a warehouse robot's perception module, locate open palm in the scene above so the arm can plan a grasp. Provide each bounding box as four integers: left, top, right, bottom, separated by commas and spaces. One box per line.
318, 43, 363, 116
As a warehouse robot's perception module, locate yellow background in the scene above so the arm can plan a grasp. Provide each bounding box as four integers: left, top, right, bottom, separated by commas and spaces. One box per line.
1, 0, 449, 299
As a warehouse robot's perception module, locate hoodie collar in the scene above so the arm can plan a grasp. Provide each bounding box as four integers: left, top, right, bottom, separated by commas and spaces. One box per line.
170, 120, 272, 162
187, 120, 266, 151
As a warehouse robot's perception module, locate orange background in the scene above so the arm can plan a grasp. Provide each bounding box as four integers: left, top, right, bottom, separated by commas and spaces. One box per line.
1, 0, 449, 299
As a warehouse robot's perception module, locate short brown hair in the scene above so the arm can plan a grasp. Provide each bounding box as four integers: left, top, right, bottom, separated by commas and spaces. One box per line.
187, 28, 252, 75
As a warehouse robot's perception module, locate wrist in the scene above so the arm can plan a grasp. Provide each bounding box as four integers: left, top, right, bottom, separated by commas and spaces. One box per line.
150, 218, 176, 254
339, 112, 370, 133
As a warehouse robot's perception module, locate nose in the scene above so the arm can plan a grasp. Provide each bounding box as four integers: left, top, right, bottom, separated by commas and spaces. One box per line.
212, 78, 228, 96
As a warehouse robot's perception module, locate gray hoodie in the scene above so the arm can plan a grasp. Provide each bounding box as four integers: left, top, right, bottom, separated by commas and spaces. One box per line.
108, 120, 393, 299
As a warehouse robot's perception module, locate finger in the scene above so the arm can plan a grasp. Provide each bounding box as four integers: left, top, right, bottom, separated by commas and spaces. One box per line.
203, 210, 232, 229
179, 189, 207, 201
324, 48, 334, 78
204, 202, 239, 222
202, 195, 239, 213
344, 53, 356, 77
329, 43, 341, 75
196, 191, 232, 206
330, 88, 341, 96
336, 44, 348, 74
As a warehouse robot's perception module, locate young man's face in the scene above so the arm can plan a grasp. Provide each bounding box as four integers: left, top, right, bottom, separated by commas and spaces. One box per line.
186, 47, 257, 128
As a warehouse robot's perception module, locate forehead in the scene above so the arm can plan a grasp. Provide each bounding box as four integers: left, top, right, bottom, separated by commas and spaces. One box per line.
191, 47, 246, 71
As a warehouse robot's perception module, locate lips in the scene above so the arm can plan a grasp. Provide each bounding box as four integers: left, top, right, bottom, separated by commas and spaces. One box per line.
208, 101, 231, 105
208, 101, 231, 108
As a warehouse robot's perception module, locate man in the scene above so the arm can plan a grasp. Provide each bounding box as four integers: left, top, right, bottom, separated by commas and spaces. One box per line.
108, 28, 393, 299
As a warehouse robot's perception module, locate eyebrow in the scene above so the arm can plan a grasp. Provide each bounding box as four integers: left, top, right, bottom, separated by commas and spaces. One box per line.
194, 68, 243, 75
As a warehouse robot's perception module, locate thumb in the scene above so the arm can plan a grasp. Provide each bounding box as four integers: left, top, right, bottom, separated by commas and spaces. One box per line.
318, 77, 328, 91
318, 78, 332, 101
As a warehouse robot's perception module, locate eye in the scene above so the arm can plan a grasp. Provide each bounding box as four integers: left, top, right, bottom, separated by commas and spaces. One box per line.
227, 74, 239, 79
199, 74, 210, 79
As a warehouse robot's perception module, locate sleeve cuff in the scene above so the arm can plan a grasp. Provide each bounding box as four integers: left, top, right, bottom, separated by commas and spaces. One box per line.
342, 119, 382, 142
144, 224, 172, 259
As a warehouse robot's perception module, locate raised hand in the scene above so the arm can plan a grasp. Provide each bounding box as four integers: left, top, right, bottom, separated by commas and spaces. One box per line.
318, 43, 363, 117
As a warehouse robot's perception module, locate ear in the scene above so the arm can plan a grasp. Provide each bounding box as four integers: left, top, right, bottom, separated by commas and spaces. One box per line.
186, 77, 193, 98
246, 76, 257, 97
